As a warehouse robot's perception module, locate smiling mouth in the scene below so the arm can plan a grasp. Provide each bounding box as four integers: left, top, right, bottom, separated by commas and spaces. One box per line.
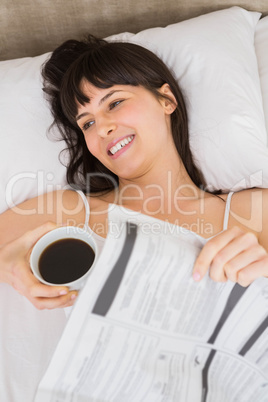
108, 135, 135, 155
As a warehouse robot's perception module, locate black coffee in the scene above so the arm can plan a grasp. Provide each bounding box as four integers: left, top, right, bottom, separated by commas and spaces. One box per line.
39, 238, 95, 284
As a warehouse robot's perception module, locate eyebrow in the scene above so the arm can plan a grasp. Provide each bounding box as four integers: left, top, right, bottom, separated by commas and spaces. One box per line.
76, 89, 124, 122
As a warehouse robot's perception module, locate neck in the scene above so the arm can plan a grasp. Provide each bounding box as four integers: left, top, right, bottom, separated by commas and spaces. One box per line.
116, 161, 203, 213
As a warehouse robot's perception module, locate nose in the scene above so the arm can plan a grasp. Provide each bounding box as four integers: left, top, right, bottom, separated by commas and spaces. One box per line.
96, 114, 116, 138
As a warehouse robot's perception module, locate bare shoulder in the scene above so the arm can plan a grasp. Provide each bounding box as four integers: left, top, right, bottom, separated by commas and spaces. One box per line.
87, 194, 110, 214
87, 190, 116, 213
85, 192, 114, 238
54, 189, 113, 230
56, 189, 87, 226
227, 188, 268, 241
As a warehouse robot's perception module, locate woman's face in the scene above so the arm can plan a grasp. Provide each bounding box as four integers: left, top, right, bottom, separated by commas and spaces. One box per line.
75, 81, 177, 181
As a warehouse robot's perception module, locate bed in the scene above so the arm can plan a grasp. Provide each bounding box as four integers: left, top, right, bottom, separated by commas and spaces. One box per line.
0, 1, 268, 401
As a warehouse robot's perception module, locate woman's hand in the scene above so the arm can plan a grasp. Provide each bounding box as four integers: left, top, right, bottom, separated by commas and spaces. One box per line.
192, 226, 268, 286
0, 222, 78, 309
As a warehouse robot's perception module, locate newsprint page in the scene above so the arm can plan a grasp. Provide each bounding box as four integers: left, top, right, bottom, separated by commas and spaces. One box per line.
35, 206, 268, 402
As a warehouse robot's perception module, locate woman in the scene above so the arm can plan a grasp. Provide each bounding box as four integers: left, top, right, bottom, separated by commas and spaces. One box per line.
1, 35, 268, 309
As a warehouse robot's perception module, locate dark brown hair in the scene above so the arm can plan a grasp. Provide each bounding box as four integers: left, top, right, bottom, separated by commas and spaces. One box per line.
42, 34, 206, 193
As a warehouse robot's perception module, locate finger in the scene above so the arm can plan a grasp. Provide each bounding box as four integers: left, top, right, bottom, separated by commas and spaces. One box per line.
61, 295, 79, 309
29, 291, 78, 310
20, 222, 58, 250
235, 255, 268, 287
209, 232, 259, 282
222, 245, 266, 283
193, 226, 244, 281
11, 260, 71, 298
28, 281, 71, 298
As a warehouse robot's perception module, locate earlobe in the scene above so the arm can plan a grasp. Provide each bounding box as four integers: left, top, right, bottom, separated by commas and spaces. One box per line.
166, 103, 177, 114
159, 83, 177, 114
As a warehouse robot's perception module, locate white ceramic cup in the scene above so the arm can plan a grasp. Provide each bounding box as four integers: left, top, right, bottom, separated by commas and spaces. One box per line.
30, 226, 98, 290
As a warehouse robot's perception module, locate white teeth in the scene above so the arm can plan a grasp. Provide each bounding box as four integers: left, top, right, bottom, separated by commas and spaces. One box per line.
109, 135, 134, 155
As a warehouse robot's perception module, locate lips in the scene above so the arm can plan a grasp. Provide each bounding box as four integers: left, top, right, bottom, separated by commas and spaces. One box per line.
107, 135, 135, 156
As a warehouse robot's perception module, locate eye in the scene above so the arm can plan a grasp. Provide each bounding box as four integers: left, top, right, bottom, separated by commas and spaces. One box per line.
109, 99, 124, 110
81, 120, 95, 131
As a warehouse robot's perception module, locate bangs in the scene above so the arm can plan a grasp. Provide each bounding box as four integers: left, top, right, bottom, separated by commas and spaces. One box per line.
60, 42, 166, 124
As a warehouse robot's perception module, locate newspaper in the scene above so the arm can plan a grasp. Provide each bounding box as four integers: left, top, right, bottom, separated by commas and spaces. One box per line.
34, 206, 268, 402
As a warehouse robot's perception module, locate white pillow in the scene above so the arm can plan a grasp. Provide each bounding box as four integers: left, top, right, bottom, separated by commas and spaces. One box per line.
255, 16, 268, 140
0, 53, 67, 214
123, 6, 268, 191
0, 6, 267, 217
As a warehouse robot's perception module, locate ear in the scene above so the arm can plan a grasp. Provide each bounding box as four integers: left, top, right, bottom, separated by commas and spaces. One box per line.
158, 83, 177, 114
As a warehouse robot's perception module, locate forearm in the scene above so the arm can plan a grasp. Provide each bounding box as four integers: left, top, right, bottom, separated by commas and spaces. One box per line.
0, 189, 86, 245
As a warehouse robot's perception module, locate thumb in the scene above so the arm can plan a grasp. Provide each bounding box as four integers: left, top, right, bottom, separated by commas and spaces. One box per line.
20, 222, 58, 250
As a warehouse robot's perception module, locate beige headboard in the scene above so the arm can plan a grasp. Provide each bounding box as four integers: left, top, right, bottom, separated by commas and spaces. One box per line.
0, 0, 267, 61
